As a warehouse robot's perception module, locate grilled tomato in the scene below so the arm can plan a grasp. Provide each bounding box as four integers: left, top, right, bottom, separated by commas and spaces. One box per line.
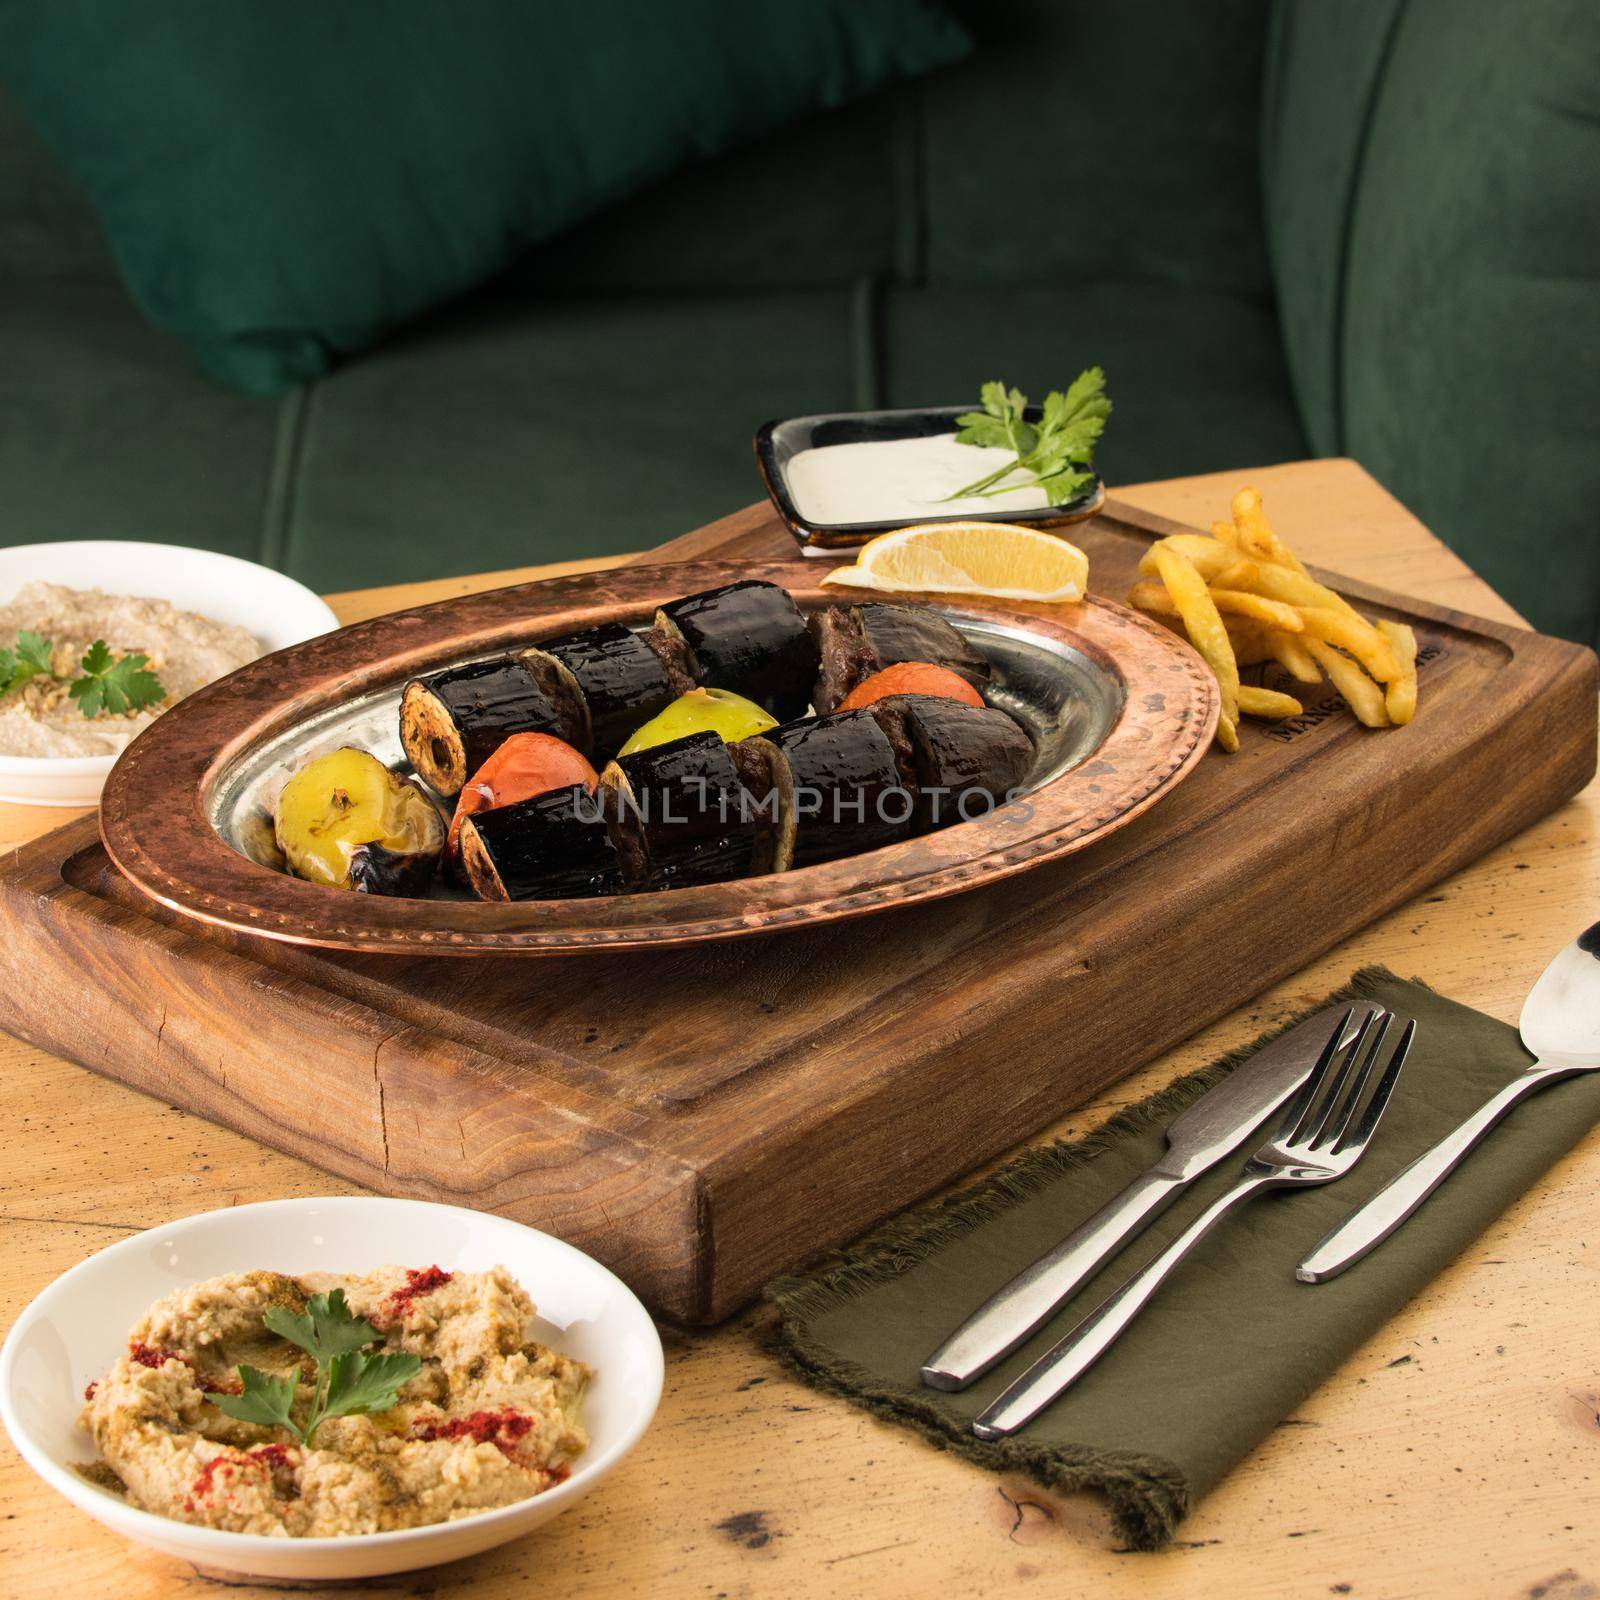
836, 661, 985, 711
447, 732, 600, 860
616, 687, 777, 756
275, 746, 445, 895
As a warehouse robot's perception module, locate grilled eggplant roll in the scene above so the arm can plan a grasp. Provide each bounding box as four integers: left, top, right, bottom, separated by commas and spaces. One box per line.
656, 580, 818, 721
457, 783, 620, 901
524, 622, 680, 762
275, 747, 445, 895
601, 730, 759, 889
867, 696, 1033, 830
810, 602, 993, 712
751, 708, 911, 871
400, 656, 586, 797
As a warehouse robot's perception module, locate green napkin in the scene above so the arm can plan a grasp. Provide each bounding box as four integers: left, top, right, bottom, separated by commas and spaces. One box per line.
766, 970, 1600, 1549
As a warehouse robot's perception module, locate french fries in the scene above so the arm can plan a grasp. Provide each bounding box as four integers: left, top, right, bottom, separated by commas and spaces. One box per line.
1236, 685, 1303, 719
1264, 631, 1321, 684
1305, 640, 1389, 727
1378, 620, 1418, 725
1294, 608, 1400, 682
1232, 486, 1307, 574
1151, 544, 1240, 744
1206, 589, 1306, 632
1127, 487, 1421, 751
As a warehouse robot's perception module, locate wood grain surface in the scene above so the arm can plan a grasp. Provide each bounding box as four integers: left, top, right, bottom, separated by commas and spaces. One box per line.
3, 459, 1599, 1599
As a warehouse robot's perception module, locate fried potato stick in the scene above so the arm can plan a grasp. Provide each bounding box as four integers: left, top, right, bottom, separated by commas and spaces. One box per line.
1304, 640, 1390, 727
1138, 535, 1238, 583
1237, 685, 1303, 719
1151, 545, 1240, 753
1377, 619, 1418, 725
1231, 486, 1309, 574
1205, 588, 1306, 632
1264, 630, 1322, 684
1296, 607, 1402, 682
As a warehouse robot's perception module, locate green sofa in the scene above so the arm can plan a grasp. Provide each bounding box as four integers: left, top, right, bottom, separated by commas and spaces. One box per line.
2, 0, 1595, 645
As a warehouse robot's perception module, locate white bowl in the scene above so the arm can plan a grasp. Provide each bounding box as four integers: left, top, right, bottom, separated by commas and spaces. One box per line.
0, 1197, 663, 1581
0, 541, 339, 806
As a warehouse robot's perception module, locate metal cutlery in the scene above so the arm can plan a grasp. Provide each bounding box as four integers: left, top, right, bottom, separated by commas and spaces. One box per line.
921, 1001, 1383, 1391
1298, 921, 1600, 1282
972, 1007, 1413, 1440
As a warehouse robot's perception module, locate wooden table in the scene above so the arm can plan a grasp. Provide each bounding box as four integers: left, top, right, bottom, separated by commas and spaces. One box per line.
3, 459, 1595, 1599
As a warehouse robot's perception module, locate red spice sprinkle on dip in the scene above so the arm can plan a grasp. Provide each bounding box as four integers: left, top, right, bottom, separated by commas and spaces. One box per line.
83, 1381, 97, 1402
381, 1265, 453, 1322
128, 1338, 237, 1394
183, 1444, 294, 1514
184, 1453, 239, 1512
413, 1408, 534, 1460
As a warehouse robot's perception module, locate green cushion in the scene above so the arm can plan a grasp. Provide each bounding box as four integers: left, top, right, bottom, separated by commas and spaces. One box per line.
1265, 0, 1600, 648
0, 270, 1308, 594
0, 0, 969, 396
925, 0, 1275, 299
1260, 0, 1406, 455
276, 289, 869, 592
0, 83, 115, 283
511, 93, 908, 297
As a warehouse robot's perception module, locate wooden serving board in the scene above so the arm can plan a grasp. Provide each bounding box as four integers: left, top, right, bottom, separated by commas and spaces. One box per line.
0, 500, 1593, 1324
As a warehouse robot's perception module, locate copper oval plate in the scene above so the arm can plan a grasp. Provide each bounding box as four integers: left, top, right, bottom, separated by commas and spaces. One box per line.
99, 560, 1217, 956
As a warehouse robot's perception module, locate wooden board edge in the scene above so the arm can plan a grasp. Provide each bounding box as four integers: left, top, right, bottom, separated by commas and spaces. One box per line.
0, 834, 715, 1321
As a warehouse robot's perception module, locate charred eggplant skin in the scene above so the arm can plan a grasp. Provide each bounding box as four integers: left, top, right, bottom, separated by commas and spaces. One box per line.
660, 580, 819, 721
810, 602, 992, 712
457, 784, 620, 901
536, 622, 677, 761
859, 604, 991, 687
399, 657, 580, 797
870, 696, 1033, 831
761, 708, 911, 869
602, 730, 760, 889
348, 839, 442, 897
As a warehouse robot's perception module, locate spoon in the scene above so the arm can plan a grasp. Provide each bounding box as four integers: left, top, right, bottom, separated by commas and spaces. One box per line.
1297, 921, 1600, 1282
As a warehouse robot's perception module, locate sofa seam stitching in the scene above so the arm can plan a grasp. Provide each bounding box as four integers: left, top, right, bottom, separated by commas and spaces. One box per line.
259, 381, 315, 573
1330, 0, 1412, 455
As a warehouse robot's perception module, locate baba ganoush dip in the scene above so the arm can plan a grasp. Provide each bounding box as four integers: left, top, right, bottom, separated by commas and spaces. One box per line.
79, 1266, 589, 1537
0, 581, 259, 758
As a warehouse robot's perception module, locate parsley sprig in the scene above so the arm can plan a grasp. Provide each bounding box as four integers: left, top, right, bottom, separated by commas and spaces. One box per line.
68, 640, 165, 718
0, 632, 166, 718
945, 370, 1112, 506
0, 631, 55, 698
210, 1289, 421, 1449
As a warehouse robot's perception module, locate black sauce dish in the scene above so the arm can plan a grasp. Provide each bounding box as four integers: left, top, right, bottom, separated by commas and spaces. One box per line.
753, 405, 1104, 557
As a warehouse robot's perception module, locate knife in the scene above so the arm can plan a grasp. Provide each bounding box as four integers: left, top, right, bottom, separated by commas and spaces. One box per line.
920, 1000, 1383, 1391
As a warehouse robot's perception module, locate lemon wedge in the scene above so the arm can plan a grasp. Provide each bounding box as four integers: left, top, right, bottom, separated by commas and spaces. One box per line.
822, 521, 1089, 603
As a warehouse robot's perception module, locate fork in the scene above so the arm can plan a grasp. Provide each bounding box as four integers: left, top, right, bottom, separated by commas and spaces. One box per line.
971, 1007, 1414, 1440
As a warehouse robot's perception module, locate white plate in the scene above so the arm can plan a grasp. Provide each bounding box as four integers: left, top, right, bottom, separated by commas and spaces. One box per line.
0, 1197, 664, 1581
0, 541, 338, 806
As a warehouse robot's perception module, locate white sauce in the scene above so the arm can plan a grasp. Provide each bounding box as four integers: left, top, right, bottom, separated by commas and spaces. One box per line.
785, 434, 1052, 525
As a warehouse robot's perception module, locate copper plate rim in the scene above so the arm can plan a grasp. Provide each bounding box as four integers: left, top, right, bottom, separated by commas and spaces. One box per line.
98, 560, 1219, 956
